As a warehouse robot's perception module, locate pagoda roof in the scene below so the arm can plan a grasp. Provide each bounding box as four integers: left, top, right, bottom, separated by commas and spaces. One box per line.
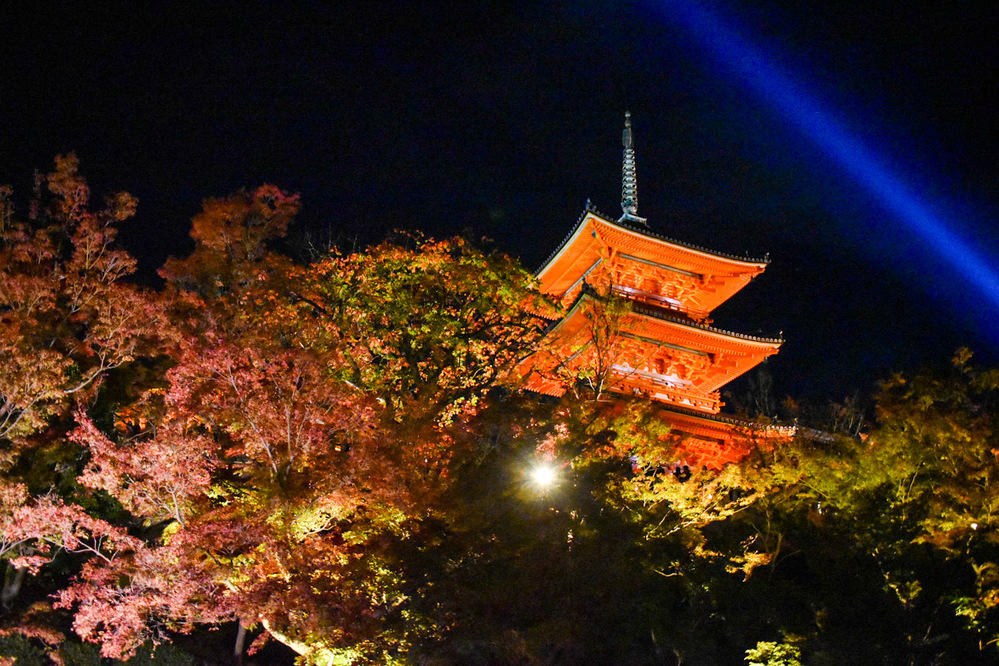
537, 292, 781, 396
646, 403, 796, 469
554, 288, 782, 349
535, 207, 769, 316
653, 400, 795, 434
629, 301, 782, 346
537, 205, 769, 277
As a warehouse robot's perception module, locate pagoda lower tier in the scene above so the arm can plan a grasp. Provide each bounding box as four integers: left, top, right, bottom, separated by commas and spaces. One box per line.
522, 292, 782, 414
649, 405, 795, 470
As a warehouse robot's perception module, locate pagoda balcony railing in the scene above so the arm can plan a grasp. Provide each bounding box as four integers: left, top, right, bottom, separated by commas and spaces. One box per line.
609, 368, 721, 413
609, 284, 698, 318
561, 280, 701, 319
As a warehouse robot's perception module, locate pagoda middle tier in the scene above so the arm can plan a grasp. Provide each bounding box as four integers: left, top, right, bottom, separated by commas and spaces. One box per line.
523, 208, 781, 414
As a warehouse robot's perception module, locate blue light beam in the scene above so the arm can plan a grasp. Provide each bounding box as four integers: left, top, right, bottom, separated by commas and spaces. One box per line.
656, 1, 999, 312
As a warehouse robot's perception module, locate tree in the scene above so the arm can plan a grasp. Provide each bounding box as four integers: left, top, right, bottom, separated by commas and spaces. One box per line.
524, 290, 637, 402
745, 640, 803, 666
856, 349, 999, 648
0, 155, 169, 450
704, 349, 999, 664
0, 156, 170, 614
11, 160, 999, 665
297, 235, 548, 424
158, 184, 300, 302
6, 181, 551, 661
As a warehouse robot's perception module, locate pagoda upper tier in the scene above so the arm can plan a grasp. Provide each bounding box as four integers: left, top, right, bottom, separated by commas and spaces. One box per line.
537, 207, 769, 322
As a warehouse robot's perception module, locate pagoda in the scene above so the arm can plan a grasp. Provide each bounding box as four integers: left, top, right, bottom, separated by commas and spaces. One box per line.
522, 113, 789, 468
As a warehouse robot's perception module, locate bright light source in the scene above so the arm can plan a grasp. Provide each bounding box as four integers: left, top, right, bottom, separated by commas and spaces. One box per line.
530, 463, 557, 488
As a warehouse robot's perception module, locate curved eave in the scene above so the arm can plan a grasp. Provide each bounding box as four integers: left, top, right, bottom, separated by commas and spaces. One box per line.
656, 402, 793, 430
536, 207, 769, 281
550, 292, 782, 349
630, 303, 783, 347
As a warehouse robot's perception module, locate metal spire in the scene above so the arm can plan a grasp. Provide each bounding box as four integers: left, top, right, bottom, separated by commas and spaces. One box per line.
619, 111, 647, 225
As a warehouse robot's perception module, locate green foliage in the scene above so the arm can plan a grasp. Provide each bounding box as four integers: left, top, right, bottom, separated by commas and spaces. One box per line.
715, 349, 999, 662
59, 640, 103, 665
301, 235, 547, 424
0, 634, 46, 665
745, 640, 803, 666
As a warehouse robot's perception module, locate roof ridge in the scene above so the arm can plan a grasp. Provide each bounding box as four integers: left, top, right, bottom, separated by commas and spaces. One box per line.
535, 206, 770, 275
593, 207, 770, 264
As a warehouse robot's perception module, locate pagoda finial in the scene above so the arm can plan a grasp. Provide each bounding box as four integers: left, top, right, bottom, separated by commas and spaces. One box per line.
620, 111, 647, 225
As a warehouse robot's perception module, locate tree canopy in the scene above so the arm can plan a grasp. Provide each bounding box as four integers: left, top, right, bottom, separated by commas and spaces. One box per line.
2, 159, 999, 665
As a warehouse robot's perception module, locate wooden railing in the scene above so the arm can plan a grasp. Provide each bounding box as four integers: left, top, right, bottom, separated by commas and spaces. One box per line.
609, 370, 721, 413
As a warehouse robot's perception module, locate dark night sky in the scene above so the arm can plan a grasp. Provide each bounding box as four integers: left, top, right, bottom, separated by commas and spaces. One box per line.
3, 1, 998, 405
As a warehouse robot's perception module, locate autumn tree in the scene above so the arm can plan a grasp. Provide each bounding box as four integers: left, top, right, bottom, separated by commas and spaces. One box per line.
296, 235, 548, 424
158, 184, 300, 302
0, 156, 171, 617
6, 174, 551, 663
523, 290, 638, 402
674, 349, 999, 664
12, 160, 999, 666
838, 350, 999, 652
0, 155, 169, 449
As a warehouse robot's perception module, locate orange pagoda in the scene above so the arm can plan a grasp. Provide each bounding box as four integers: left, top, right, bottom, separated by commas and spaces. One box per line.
522, 113, 791, 468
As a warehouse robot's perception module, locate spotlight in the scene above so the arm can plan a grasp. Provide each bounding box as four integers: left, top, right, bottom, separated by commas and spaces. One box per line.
530, 463, 557, 488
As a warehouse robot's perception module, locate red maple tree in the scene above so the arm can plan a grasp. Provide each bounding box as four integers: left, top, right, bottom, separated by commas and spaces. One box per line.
2, 168, 547, 661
